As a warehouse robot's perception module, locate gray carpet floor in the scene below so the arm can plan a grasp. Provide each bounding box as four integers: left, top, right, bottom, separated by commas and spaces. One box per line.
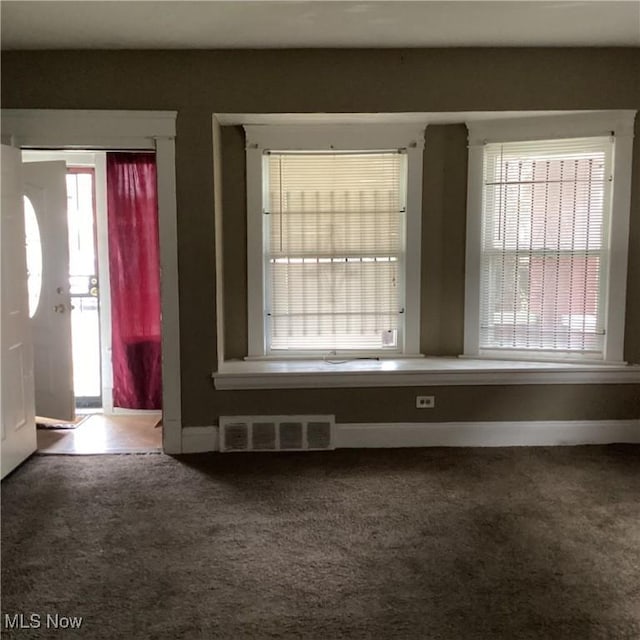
2, 446, 639, 639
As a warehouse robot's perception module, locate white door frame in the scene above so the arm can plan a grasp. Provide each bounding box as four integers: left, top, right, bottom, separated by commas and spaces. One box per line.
1, 110, 182, 453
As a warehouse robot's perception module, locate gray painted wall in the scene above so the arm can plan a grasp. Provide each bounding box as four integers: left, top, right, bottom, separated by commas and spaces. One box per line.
2, 48, 639, 426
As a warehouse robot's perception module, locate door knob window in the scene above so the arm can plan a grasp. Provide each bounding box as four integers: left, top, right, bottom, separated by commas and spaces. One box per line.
24, 196, 43, 318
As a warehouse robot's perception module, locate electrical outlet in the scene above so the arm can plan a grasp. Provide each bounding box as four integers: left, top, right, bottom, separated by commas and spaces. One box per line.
416, 395, 435, 409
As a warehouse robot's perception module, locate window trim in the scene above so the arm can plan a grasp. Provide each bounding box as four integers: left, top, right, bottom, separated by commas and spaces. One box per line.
213, 357, 640, 390
464, 111, 636, 364
244, 124, 425, 358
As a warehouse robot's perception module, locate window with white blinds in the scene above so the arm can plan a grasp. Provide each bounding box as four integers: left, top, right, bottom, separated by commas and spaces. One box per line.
265, 151, 406, 352
479, 137, 613, 356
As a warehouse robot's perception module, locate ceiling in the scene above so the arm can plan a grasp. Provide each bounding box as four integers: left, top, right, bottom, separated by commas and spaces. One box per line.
2, 1, 639, 50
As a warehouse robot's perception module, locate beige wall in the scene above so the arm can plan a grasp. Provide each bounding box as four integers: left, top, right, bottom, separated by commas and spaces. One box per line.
2, 49, 639, 427
221, 126, 248, 359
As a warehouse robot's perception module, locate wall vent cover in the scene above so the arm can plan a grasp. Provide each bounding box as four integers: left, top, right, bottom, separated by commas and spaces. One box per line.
218, 415, 335, 452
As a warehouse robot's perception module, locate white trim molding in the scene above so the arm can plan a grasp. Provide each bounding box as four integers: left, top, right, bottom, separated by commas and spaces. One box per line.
466, 110, 636, 146
177, 420, 639, 453
1, 109, 176, 149
182, 426, 218, 454
244, 123, 426, 152
212, 116, 226, 365
213, 357, 640, 390
243, 123, 425, 358
1, 109, 182, 453
464, 110, 637, 364
336, 420, 640, 448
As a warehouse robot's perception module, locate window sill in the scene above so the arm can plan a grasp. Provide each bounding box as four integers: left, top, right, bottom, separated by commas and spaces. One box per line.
212, 357, 640, 390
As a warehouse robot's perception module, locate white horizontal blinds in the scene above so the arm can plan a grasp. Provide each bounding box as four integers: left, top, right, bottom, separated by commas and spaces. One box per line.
266, 151, 405, 351
480, 137, 612, 355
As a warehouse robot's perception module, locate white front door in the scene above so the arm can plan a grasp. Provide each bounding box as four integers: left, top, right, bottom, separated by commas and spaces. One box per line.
23, 161, 75, 421
1, 145, 37, 478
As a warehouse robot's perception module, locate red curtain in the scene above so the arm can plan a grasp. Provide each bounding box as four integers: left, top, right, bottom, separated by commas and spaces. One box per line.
107, 153, 162, 409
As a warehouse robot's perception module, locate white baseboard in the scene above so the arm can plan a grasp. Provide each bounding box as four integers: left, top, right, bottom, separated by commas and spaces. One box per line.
162, 417, 183, 454
181, 426, 218, 454
178, 420, 639, 453
335, 420, 640, 448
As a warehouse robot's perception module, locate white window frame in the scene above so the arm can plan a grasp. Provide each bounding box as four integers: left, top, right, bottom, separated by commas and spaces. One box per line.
244, 124, 425, 359
464, 111, 636, 364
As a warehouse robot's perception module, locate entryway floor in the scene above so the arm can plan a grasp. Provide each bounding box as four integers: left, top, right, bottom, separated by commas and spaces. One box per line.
37, 413, 162, 454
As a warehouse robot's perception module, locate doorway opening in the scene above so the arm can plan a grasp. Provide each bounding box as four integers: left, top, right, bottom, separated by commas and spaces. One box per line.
1, 108, 181, 462
22, 150, 163, 432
